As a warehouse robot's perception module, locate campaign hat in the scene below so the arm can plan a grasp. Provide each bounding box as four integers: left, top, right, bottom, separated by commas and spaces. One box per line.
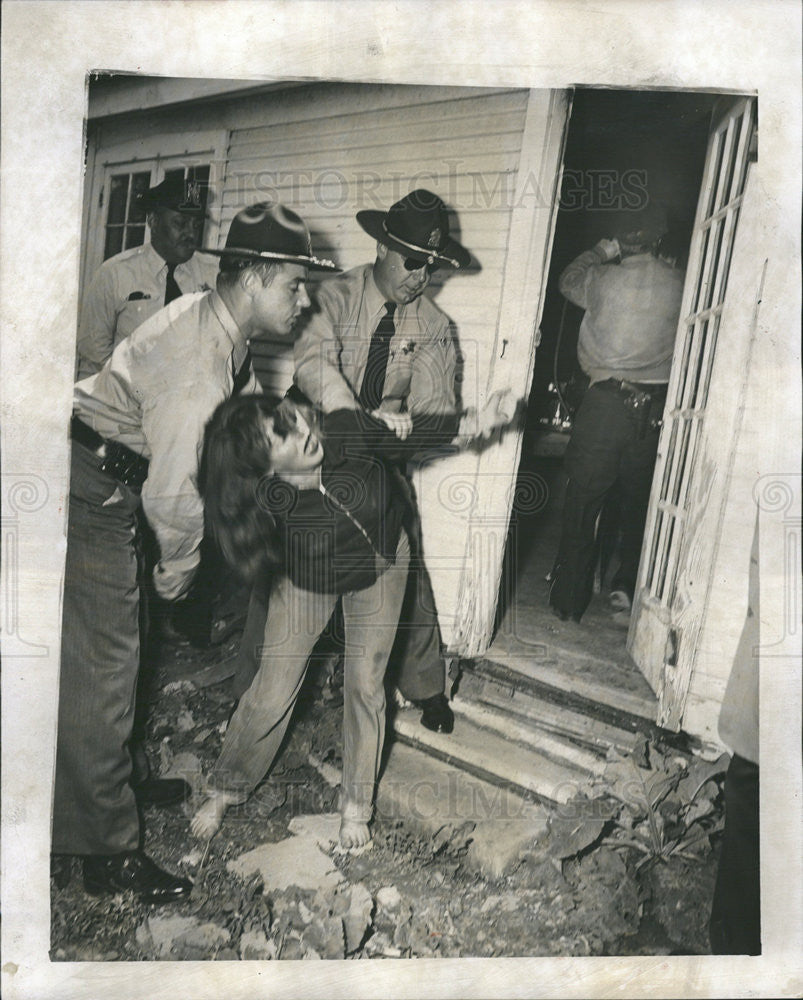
356, 189, 470, 269
202, 202, 338, 271
139, 174, 207, 215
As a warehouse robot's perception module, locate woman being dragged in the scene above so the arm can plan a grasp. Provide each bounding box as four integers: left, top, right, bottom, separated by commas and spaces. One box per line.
190, 387, 514, 850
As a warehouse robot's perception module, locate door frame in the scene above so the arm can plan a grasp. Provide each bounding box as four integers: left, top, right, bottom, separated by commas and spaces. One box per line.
447, 87, 573, 656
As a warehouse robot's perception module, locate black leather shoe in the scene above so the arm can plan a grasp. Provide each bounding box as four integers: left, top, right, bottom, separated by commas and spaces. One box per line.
133, 776, 191, 808
83, 850, 192, 904
419, 693, 455, 734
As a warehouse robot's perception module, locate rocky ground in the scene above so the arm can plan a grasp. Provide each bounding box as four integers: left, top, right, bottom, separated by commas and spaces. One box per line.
50, 625, 724, 961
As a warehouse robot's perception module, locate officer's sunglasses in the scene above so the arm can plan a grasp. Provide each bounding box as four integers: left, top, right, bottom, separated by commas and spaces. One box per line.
403, 256, 440, 274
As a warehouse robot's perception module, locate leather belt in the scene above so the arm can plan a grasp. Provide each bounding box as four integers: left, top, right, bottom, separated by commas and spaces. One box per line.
71, 414, 106, 453
71, 415, 150, 492
597, 378, 668, 397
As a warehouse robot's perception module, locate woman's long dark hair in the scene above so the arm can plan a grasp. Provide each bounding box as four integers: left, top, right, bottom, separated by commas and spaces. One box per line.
198, 393, 288, 585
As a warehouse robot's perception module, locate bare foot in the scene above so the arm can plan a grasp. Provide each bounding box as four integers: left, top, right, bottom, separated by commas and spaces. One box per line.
339, 818, 372, 850
190, 790, 238, 839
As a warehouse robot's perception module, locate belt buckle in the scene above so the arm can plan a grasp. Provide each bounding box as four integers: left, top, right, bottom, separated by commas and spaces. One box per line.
99, 441, 146, 492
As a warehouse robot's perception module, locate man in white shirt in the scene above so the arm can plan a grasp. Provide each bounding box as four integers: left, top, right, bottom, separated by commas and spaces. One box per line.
75, 174, 219, 379
549, 203, 686, 623
53, 203, 336, 903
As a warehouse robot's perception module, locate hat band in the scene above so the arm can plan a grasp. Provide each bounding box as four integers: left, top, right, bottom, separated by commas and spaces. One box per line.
381, 220, 460, 269
221, 246, 336, 268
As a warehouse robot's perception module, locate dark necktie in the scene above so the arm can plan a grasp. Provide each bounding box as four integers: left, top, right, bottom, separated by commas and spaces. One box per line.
358, 303, 396, 410
232, 347, 253, 396
164, 263, 182, 305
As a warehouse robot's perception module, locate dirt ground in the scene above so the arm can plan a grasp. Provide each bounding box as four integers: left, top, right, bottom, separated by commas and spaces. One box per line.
50, 627, 722, 961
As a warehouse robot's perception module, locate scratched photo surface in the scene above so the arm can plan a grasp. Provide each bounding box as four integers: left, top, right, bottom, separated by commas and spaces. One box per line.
1, 3, 800, 1000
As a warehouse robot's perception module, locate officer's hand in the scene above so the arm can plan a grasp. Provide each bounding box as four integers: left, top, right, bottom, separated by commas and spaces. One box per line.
371, 409, 413, 439
596, 238, 620, 261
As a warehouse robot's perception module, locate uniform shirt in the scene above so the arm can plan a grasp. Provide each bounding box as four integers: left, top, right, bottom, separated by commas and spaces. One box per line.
74, 290, 258, 601
293, 264, 456, 415
559, 244, 685, 385
76, 242, 220, 379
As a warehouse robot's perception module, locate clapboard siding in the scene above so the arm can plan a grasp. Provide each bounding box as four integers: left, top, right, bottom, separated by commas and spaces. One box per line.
219, 85, 530, 394
228, 90, 528, 149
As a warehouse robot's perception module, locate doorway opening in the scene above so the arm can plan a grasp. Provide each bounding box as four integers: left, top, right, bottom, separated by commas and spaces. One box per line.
486, 88, 716, 720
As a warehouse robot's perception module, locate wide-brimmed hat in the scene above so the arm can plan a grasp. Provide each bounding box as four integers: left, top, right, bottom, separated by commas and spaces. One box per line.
139, 174, 207, 215
356, 189, 470, 269
202, 203, 338, 271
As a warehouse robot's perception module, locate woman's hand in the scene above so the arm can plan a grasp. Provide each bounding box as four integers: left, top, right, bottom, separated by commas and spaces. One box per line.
470, 388, 517, 439
370, 409, 413, 440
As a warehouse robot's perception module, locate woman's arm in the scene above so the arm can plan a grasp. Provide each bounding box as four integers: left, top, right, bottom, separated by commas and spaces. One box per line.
323, 408, 461, 462
325, 390, 516, 462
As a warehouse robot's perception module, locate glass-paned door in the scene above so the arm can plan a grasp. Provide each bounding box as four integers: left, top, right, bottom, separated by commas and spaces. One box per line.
628, 95, 757, 728
103, 170, 151, 259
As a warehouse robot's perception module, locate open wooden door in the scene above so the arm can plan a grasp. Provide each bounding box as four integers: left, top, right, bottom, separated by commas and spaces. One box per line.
441, 88, 572, 656
628, 95, 758, 729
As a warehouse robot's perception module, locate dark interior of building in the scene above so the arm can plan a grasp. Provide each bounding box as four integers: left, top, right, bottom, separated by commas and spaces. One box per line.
489, 87, 716, 697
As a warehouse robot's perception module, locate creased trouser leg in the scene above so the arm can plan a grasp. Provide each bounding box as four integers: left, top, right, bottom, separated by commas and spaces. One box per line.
230, 582, 271, 701
550, 386, 634, 618
210, 576, 335, 800
52, 444, 142, 855
389, 521, 444, 701
341, 530, 410, 822
210, 532, 410, 826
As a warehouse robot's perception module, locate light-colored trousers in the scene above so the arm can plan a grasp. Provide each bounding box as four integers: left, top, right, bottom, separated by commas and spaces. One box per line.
210, 530, 410, 822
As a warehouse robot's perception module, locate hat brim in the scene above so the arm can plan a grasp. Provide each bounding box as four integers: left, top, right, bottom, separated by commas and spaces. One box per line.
356, 210, 470, 269
201, 247, 339, 272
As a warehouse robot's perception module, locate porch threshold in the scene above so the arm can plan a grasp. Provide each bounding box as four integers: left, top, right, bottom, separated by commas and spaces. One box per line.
460, 655, 697, 753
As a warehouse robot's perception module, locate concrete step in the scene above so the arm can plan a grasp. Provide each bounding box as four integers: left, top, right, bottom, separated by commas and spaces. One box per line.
391, 704, 594, 805
376, 741, 551, 879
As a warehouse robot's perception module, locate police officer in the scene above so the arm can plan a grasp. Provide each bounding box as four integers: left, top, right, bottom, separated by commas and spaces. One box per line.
53, 204, 336, 903
75, 174, 219, 379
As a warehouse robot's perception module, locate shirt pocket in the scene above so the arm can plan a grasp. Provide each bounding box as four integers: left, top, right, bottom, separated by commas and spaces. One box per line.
116, 297, 158, 343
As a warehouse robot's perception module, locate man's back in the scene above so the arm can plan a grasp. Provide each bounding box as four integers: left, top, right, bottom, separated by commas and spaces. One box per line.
561, 249, 686, 384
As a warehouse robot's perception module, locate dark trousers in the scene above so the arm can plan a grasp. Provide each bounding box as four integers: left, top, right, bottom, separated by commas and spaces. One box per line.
709, 754, 761, 955
549, 382, 662, 619
387, 558, 444, 701
52, 443, 143, 855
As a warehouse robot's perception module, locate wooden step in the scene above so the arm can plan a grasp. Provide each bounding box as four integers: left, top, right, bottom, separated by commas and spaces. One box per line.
391, 705, 595, 805
454, 665, 639, 755
458, 656, 696, 754
465, 653, 660, 729
451, 694, 607, 776
482, 646, 657, 720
